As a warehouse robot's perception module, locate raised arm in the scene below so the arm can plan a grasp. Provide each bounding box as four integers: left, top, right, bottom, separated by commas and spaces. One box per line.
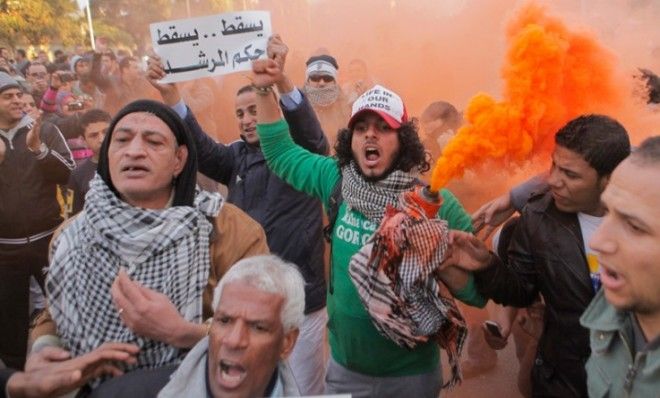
146, 55, 236, 184
251, 58, 339, 205
267, 34, 329, 155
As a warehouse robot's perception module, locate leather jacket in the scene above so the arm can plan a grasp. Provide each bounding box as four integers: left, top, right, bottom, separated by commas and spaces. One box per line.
475, 191, 595, 397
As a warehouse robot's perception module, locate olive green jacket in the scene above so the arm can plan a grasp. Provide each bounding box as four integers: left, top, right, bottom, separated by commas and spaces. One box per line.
580, 290, 660, 397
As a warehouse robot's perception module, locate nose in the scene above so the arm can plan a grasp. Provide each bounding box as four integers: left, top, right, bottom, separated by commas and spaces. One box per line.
223, 321, 249, 349
547, 165, 562, 189
589, 219, 616, 255
364, 123, 378, 139
124, 137, 147, 157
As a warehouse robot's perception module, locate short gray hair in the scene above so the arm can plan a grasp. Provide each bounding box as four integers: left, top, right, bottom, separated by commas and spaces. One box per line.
212, 255, 305, 332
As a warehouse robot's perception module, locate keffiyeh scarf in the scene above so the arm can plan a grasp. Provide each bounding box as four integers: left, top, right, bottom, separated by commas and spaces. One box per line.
47, 176, 223, 377
341, 162, 418, 223
349, 187, 468, 388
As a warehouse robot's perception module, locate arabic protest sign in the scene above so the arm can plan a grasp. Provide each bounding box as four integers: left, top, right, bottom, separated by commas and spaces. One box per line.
150, 11, 271, 83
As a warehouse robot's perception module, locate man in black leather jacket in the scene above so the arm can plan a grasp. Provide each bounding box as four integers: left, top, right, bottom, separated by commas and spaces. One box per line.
445, 114, 631, 397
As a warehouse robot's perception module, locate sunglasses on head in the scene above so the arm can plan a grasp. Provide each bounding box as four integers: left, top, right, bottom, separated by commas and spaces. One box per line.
309, 75, 335, 83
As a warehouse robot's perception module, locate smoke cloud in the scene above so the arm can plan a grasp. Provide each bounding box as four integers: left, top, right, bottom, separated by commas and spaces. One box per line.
430, 1, 656, 191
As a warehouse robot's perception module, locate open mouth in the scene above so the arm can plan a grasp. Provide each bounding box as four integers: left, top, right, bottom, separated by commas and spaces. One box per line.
364, 146, 381, 166
600, 264, 624, 290
218, 359, 247, 388
121, 165, 149, 174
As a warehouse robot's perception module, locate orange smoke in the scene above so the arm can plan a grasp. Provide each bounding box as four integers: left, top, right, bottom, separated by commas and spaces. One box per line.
429, 2, 627, 192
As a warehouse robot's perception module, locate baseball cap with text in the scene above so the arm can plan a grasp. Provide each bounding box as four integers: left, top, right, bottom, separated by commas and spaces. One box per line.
348, 84, 408, 129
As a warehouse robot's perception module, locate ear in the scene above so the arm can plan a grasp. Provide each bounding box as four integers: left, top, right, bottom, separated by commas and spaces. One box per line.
173, 144, 188, 177
279, 328, 299, 360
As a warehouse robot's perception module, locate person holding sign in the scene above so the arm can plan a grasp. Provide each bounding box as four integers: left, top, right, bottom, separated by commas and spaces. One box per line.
147, 35, 330, 396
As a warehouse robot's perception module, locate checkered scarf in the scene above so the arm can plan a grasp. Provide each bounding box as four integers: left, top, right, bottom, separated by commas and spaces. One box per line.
348, 188, 467, 388
47, 176, 223, 378
341, 162, 418, 223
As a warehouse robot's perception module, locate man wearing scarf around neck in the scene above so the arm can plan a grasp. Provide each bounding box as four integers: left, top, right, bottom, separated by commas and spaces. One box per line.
250, 59, 485, 397
29, 99, 269, 396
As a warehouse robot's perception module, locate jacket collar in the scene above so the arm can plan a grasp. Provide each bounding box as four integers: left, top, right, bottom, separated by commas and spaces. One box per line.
528, 191, 585, 245
581, 289, 627, 333
0, 114, 33, 141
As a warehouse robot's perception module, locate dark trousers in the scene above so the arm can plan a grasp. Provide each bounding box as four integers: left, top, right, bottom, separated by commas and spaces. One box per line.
0, 237, 50, 370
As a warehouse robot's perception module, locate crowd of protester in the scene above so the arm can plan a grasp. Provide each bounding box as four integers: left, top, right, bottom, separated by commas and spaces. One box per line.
0, 30, 658, 398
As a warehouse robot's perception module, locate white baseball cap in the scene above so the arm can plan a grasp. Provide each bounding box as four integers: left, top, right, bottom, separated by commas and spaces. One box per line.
348, 84, 408, 129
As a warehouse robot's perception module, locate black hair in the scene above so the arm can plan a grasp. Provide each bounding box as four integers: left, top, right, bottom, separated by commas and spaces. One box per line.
80, 109, 112, 133
630, 136, 660, 165
16, 49, 26, 58
555, 114, 630, 177
236, 84, 254, 96
334, 118, 430, 174
638, 68, 660, 104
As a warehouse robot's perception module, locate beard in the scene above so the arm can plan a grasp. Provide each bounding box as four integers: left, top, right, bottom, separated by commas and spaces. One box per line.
303, 83, 340, 107
354, 153, 401, 183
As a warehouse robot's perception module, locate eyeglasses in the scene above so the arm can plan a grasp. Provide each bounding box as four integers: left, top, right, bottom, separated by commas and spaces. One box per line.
29, 72, 48, 79
309, 75, 335, 83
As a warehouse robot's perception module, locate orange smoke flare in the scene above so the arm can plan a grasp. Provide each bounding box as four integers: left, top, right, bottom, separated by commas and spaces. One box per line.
429, 2, 626, 192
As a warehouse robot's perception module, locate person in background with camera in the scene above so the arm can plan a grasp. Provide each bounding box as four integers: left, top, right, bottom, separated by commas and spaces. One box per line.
71, 54, 106, 110
0, 72, 75, 370
39, 71, 94, 165
24, 62, 49, 104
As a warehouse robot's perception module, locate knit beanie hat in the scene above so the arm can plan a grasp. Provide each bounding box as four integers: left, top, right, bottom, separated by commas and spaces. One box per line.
0, 72, 20, 94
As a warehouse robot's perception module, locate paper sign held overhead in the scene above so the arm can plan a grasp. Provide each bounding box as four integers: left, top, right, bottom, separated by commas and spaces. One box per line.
150, 11, 272, 83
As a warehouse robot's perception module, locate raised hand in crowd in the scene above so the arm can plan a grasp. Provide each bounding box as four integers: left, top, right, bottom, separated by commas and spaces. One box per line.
251, 58, 285, 89
145, 53, 181, 106
6, 343, 139, 398
471, 192, 514, 239
25, 112, 43, 153
266, 34, 295, 93
110, 268, 206, 349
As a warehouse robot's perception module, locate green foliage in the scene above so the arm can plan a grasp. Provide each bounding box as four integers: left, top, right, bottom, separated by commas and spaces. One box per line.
91, 0, 173, 54
0, 0, 85, 47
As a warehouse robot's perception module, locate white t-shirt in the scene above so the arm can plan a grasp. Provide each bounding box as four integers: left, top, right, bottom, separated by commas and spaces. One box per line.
577, 212, 604, 291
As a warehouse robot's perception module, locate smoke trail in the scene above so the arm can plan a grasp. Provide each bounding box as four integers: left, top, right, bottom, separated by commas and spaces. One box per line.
429, 2, 627, 192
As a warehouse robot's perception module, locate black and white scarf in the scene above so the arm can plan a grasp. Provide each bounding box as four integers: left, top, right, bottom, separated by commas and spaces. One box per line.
47, 175, 223, 374
341, 162, 418, 223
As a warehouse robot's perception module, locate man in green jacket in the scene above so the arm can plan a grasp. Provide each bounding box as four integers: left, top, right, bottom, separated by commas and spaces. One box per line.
579, 136, 660, 397
249, 58, 484, 397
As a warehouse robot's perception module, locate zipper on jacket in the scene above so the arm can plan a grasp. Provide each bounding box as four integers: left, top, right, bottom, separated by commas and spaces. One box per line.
620, 330, 637, 397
